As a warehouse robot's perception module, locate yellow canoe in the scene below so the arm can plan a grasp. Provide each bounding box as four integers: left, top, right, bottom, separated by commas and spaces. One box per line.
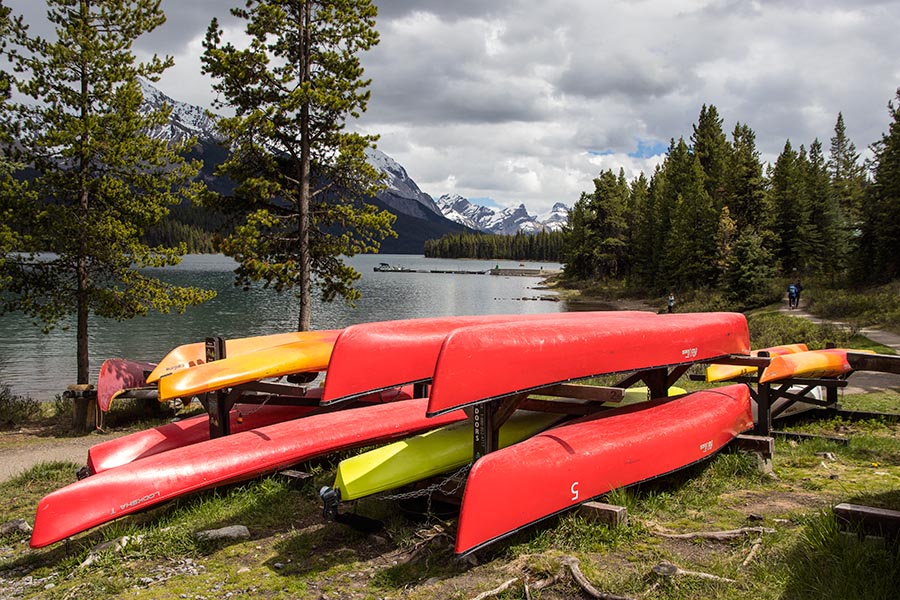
157, 334, 337, 401
333, 386, 685, 501
147, 330, 340, 384
759, 348, 874, 383
706, 343, 808, 382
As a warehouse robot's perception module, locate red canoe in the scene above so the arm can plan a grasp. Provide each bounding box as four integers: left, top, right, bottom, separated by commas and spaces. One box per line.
31, 397, 465, 548
321, 312, 655, 404
454, 384, 753, 554
97, 359, 157, 412
427, 312, 750, 416
87, 386, 413, 474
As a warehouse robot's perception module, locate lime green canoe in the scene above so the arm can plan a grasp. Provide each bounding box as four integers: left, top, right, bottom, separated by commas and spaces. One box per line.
333, 386, 686, 501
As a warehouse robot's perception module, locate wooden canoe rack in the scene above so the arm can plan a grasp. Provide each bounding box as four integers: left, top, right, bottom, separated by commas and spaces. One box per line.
469, 363, 700, 461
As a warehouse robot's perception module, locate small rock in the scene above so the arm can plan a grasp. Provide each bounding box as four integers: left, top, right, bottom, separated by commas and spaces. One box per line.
815, 452, 836, 461
273, 562, 285, 570
237, 567, 251, 574
746, 513, 764, 522
195, 525, 250, 542
0, 519, 32, 536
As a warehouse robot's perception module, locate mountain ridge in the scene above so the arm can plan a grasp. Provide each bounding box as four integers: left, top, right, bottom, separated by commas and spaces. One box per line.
138, 81, 568, 251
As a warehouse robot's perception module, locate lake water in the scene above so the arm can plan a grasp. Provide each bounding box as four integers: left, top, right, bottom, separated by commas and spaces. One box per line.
0, 254, 566, 401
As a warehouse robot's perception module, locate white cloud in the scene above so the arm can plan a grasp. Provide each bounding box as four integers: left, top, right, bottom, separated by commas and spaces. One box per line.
8, 0, 899, 215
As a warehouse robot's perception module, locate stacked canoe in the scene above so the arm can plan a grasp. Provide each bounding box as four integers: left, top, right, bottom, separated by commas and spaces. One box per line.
31, 310, 885, 555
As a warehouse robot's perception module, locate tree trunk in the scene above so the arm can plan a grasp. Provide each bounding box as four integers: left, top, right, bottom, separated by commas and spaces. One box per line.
297, 0, 312, 332
77, 0, 91, 384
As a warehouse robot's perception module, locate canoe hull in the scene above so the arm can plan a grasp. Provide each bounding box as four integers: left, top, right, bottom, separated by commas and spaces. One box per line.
705, 343, 808, 383
157, 335, 336, 401
87, 387, 413, 474
97, 359, 157, 412
146, 330, 341, 384
31, 397, 465, 548
334, 411, 563, 501
759, 348, 874, 383
321, 312, 654, 404
454, 384, 753, 554
428, 312, 750, 416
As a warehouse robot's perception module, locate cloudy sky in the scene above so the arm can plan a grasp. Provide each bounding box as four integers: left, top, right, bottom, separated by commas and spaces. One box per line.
9, 0, 900, 215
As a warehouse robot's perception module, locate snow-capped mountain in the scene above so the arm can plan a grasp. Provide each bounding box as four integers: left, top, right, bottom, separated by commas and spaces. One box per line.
138, 79, 221, 144
537, 203, 570, 232
135, 80, 566, 249
437, 195, 569, 235
364, 147, 444, 220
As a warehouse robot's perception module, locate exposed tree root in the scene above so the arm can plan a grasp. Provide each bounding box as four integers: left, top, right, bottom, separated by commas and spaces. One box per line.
469, 577, 518, 600
652, 561, 736, 583
656, 526, 775, 540
561, 556, 637, 600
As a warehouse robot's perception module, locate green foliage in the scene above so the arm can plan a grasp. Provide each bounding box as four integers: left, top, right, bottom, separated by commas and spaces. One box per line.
0, 0, 214, 383
722, 229, 780, 309
0, 382, 41, 426
857, 89, 900, 283
424, 230, 565, 261
747, 311, 851, 349
201, 0, 395, 330
806, 280, 900, 330
564, 168, 631, 280
781, 511, 900, 600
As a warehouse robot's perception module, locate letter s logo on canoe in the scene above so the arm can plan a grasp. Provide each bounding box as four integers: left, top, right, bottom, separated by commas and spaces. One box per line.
571, 481, 579, 501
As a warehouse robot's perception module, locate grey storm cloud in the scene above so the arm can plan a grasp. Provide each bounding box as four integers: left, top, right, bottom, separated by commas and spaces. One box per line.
7, 0, 900, 214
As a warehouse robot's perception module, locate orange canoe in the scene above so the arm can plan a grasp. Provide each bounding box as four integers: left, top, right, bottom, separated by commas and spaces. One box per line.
157, 334, 337, 401
705, 343, 808, 382
146, 329, 341, 384
759, 348, 874, 383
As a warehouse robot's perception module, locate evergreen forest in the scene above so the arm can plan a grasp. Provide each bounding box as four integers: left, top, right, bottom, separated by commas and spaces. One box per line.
424, 230, 565, 262
559, 97, 900, 310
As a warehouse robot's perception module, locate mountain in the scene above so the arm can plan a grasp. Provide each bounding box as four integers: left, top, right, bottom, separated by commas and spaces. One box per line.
437, 195, 569, 235
137, 82, 475, 253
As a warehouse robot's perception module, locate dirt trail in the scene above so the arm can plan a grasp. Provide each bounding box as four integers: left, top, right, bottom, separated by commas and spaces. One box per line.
0, 428, 132, 483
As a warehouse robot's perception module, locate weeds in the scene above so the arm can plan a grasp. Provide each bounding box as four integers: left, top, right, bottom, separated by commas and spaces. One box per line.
0, 384, 42, 427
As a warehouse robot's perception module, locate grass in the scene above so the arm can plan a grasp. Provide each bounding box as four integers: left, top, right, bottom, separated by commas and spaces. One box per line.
2, 401, 900, 599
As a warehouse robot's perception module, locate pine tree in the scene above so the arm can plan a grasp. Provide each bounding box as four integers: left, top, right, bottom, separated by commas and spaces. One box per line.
828, 113, 867, 230
725, 123, 772, 234
663, 144, 718, 287
805, 139, 844, 280
858, 89, 900, 281
691, 104, 730, 209
769, 140, 806, 273
1, 0, 214, 385
202, 0, 395, 331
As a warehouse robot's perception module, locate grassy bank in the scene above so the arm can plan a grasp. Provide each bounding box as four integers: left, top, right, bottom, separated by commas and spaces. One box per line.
1, 388, 899, 599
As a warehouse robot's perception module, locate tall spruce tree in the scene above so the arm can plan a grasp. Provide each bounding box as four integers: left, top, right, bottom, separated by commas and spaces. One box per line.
805, 139, 843, 279
202, 0, 395, 331
664, 145, 718, 287
859, 89, 900, 281
691, 104, 730, 209
769, 140, 806, 273
1, 0, 213, 385
725, 122, 771, 234
828, 112, 866, 230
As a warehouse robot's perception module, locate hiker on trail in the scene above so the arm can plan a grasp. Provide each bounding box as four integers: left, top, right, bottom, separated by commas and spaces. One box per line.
787, 283, 798, 309
795, 281, 803, 308
667, 293, 675, 313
